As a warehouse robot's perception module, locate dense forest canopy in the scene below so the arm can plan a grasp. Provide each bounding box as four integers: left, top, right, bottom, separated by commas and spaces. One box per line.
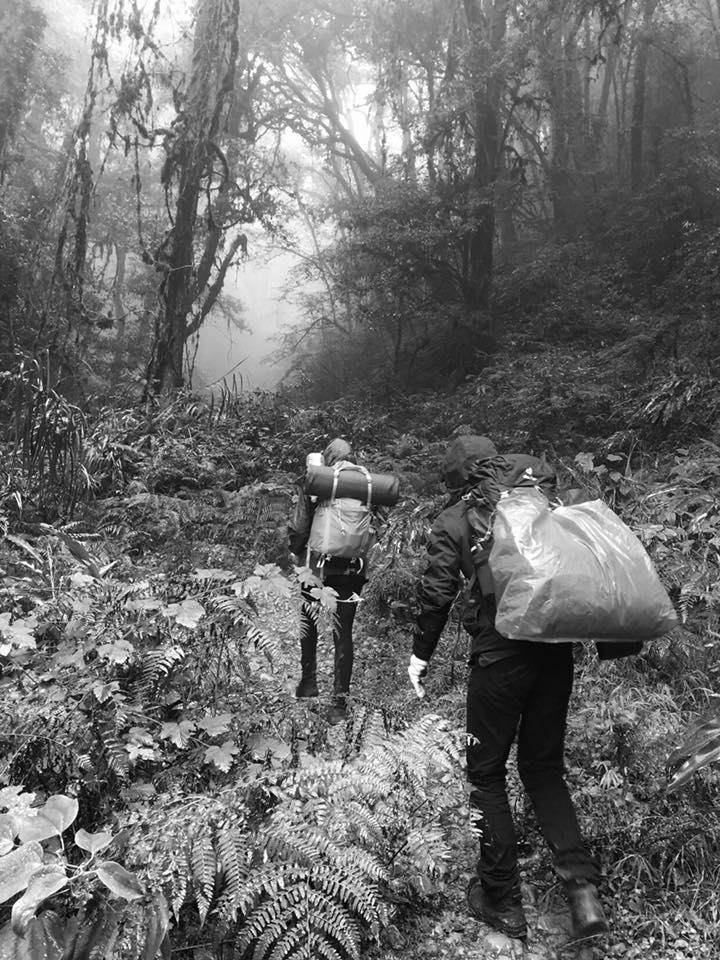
1, 0, 718, 405
2, 1, 720, 959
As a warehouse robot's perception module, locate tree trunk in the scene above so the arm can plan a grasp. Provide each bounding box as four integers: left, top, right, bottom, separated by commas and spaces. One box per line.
630, 0, 659, 191
0, 0, 46, 180
462, 0, 510, 320
544, 7, 587, 236
145, 0, 240, 396
110, 245, 127, 378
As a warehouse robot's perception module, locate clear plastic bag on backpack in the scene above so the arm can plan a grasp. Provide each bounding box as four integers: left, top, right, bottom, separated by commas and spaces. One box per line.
489, 488, 677, 643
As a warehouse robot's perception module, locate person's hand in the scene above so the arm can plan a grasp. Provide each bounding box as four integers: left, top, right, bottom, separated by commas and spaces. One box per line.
408, 654, 429, 699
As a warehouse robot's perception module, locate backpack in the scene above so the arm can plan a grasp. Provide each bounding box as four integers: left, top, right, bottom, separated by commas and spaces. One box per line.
490, 488, 676, 649
307, 461, 375, 561
463, 453, 556, 596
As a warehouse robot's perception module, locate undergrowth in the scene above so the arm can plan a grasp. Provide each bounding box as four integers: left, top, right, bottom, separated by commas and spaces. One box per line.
1, 389, 720, 957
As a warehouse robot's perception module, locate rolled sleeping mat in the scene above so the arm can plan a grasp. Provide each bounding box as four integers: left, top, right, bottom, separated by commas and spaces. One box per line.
304, 463, 400, 506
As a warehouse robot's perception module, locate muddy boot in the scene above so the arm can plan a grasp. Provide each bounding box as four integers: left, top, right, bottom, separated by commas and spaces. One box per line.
467, 877, 527, 940
327, 696, 348, 725
566, 881, 608, 939
295, 674, 319, 698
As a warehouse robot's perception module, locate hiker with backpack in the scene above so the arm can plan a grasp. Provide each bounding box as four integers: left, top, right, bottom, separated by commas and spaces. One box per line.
289, 438, 381, 724
407, 434, 608, 942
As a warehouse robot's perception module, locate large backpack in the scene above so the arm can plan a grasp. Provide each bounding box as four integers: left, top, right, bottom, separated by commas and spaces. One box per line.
463, 455, 675, 654
463, 453, 556, 596
307, 461, 375, 561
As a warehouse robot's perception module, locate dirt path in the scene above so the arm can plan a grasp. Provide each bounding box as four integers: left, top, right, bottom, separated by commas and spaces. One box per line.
294, 610, 711, 960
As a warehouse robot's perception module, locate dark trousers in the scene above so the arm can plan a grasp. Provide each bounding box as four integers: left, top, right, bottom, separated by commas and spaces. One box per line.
300, 573, 365, 698
466, 644, 599, 901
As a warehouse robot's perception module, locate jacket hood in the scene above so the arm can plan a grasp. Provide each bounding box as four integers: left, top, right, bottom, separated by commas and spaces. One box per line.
323, 437, 354, 466
443, 435, 498, 490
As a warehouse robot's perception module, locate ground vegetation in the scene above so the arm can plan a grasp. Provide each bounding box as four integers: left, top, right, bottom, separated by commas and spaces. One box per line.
2, 0, 720, 957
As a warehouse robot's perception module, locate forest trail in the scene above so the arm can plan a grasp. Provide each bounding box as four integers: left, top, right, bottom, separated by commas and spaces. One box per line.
274, 615, 605, 960
1, 428, 716, 958
115, 481, 711, 960
283, 610, 705, 960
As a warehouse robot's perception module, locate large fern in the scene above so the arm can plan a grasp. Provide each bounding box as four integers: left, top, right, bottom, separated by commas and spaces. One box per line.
129, 710, 461, 959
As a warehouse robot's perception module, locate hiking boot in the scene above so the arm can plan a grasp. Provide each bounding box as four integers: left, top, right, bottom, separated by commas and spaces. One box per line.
467, 877, 527, 940
295, 676, 319, 698
566, 881, 608, 939
327, 699, 348, 725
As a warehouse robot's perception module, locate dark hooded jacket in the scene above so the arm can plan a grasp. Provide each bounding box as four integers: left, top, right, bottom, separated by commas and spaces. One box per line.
412, 436, 546, 665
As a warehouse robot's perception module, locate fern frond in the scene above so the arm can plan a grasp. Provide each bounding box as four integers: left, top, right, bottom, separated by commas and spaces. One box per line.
169, 860, 189, 920
306, 932, 344, 960
135, 645, 186, 701
100, 732, 130, 780
216, 828, 246, 922
266, 926, 306, 960
238, 886, 303, 946
332, 845, 388, 885
265, 825, 342, 867
211, 593, 257, 624
235, 864, 296, 918
192, 833, 217, 924
400, 826, 451, 878
305, 888, 360, 959
339, 800, 385, 846
253, 911, 302, 960
307, 864, 386, 927
245, 623, 281, 665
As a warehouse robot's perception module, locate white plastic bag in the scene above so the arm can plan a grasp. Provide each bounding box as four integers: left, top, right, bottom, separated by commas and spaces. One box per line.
489, 488, 677, 643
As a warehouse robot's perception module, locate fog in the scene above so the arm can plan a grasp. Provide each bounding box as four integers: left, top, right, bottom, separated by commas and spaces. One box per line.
193, 250, 299, 394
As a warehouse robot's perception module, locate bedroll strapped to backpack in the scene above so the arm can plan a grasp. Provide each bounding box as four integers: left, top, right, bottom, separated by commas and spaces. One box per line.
305, 463, 400, 505
307, 461, 375, 560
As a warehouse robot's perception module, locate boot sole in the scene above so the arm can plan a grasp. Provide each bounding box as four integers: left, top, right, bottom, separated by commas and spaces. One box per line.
466, 888, 527, 940
571, 921, 609, 940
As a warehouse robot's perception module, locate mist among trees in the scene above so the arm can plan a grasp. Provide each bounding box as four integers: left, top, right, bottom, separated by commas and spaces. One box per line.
1, 0, 717, 404
2, 2, 720, 958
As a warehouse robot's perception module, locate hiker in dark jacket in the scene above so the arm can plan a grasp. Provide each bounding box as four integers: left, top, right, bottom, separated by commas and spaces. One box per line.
288, 438, 366, 724
408, 434, 608, 942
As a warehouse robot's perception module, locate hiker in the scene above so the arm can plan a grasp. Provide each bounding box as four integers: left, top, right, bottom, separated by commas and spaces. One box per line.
288, 438, 368, 724
407, 434, 608, 942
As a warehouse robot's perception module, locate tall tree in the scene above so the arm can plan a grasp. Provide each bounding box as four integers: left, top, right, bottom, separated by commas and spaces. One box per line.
0, 0, 46, 181
630, 0, 660, 190
460, 0, 510, 319
145, 0, 245, 394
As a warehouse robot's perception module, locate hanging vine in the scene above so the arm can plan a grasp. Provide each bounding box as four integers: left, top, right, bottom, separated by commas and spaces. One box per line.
45, 0, 165, 376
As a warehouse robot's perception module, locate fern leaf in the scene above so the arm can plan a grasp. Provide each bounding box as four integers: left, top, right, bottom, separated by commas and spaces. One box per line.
333, 845, 388, 885
170, 861, 189, 921
307, 932, 344, 960
101, 734, 130, 781
235, 864, 294, 918
135, 645, 186, 701
307, 865, 386, 928
245, 623, 280, 665
216, 828, 245, 921
191, 834, 217, 925
238, 886, 302, 948
339, 801, 385, 846
305, 888, 360, 959
266, 925, 306, 960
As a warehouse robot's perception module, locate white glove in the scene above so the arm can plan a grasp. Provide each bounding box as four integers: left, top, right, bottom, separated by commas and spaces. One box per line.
408, 655, 429, 699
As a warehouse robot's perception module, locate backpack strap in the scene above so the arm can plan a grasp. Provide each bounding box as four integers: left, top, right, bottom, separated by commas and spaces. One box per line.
317, 463, 373, 569
463, 494, 495, 597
